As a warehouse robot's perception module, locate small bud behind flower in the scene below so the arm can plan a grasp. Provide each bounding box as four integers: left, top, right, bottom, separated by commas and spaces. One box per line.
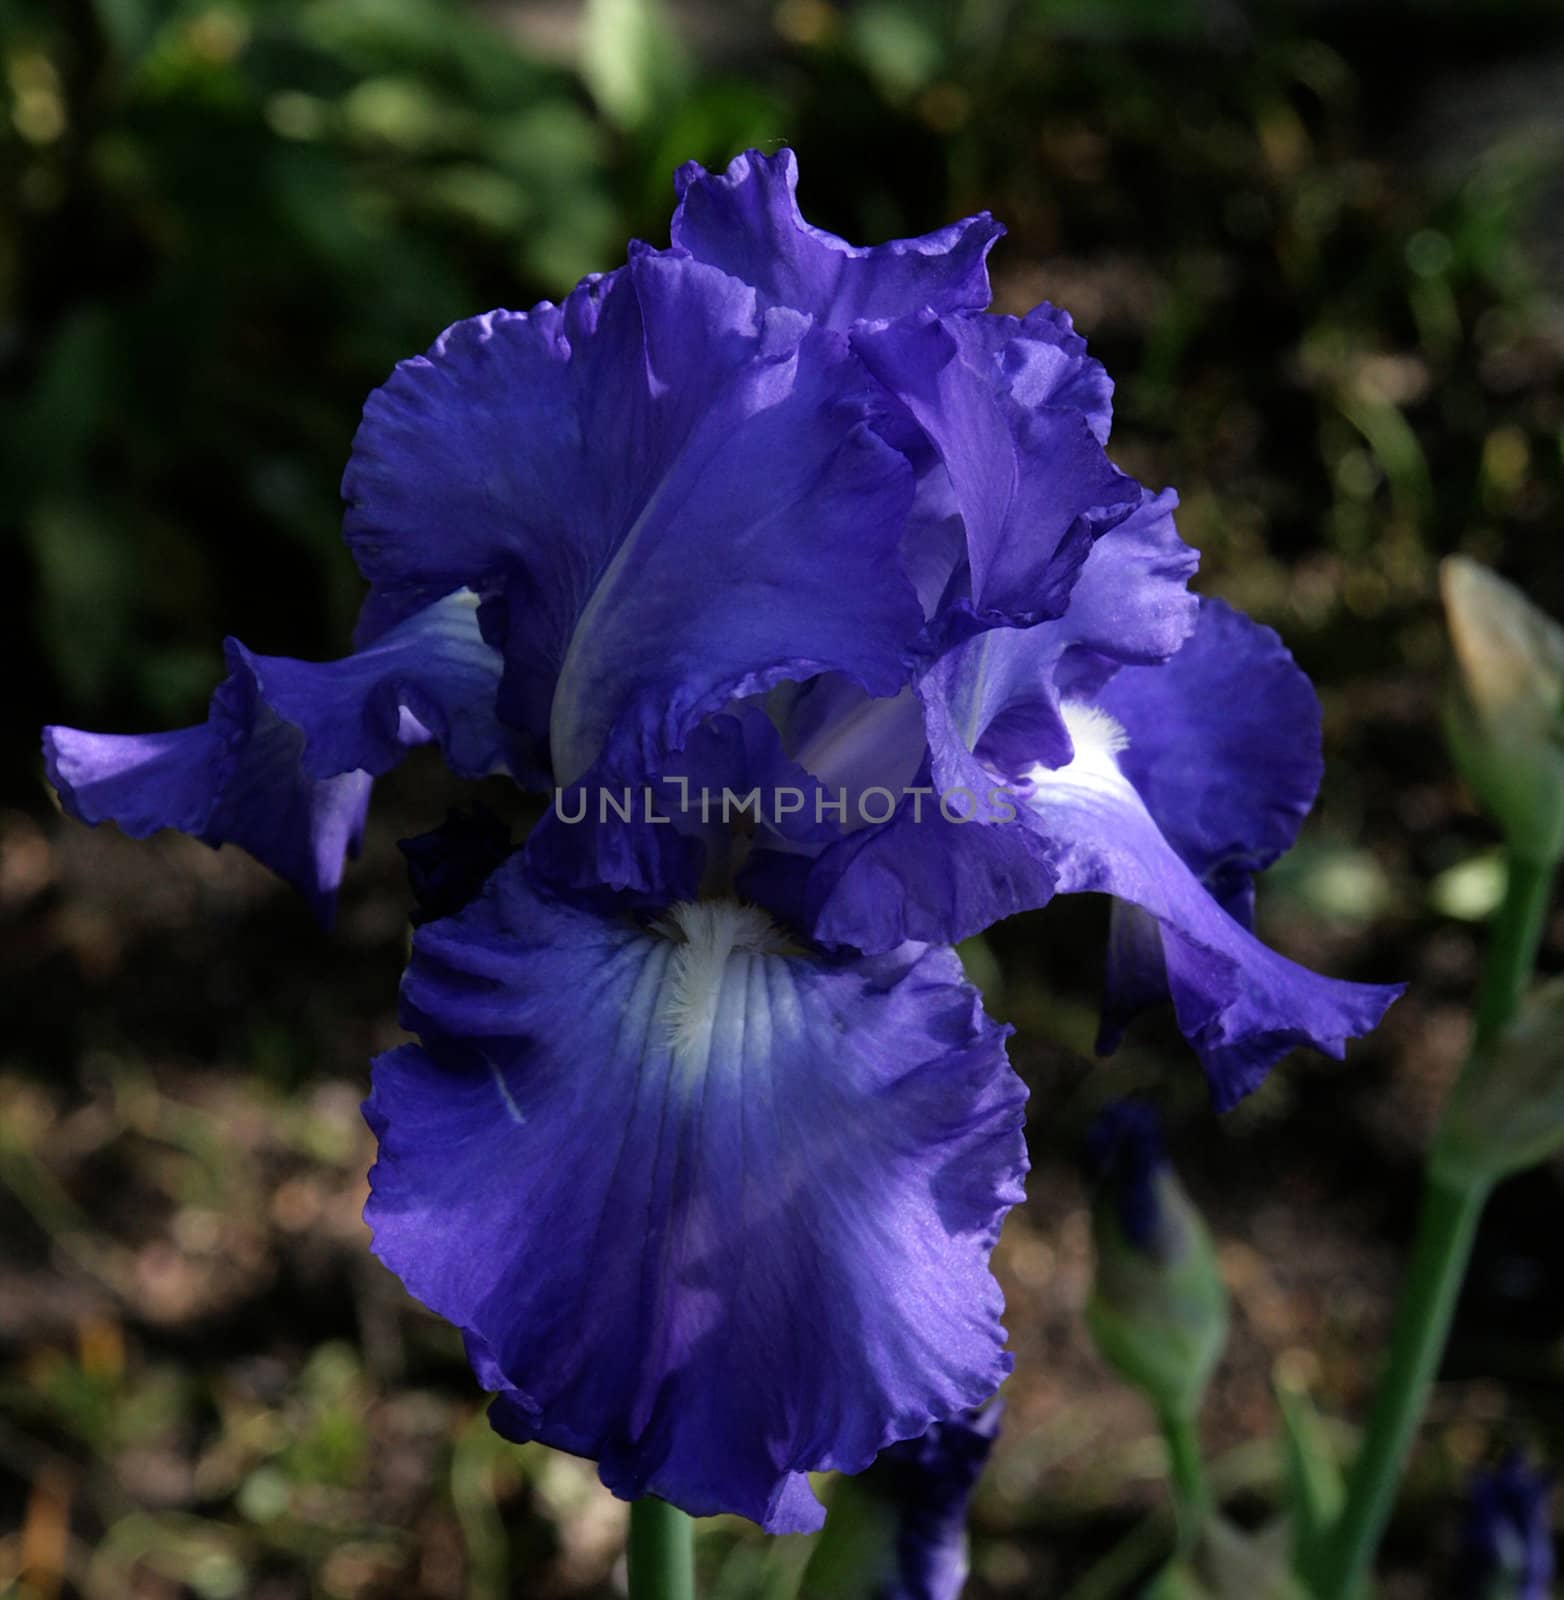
799, 1404, 1001, 1600
1441, 557, 1564, 866
1435, 979, 1564, 1186
1457, 1452, 1555, 1600
1085, 1102, 1229, 1421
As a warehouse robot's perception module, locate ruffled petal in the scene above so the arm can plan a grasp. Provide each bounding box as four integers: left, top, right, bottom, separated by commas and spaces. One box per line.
243, 589, 509, 782
45, 669, 371, 925
1020, 705, 1402, 1108
851, 310, 1137, 640
995, 304, 1115, 444
364, 867, 1026, 1530
1046, 488, 1201, 693
343, 251, 923, 788
42, 590, 501, 922
671, 148, 1004, 328
921, 487, 1199, 781
777, 490, 1198, 955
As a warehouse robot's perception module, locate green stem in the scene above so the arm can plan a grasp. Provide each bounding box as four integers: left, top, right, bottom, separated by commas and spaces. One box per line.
1305, 851, 1553, 1599
1159, 1408, 1210, 1551
1472, 855, 1554, 1052
628, 1497, 695, 1600
1302, 1173, 1489, 1599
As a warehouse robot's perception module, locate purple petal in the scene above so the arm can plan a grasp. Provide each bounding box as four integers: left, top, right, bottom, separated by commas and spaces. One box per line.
45, 669, 371, 925
364, 865, 1026, 1530
752, 659, 1060, 954
525, 704, 839, 914
343, 252, 922, 788
1020, 705, 1402, 1108
786, 490, 1200, 955
1096, 597, 1323, 891
1092, 600, 1326, 1046
924, 487, 1198, 781
244, 589, 509, 782
765, 755, 1055, 954
43, 590, 501, 922
997, 303, 1115, 444
671, 148, 1004, 328
852, 310, 1137, 640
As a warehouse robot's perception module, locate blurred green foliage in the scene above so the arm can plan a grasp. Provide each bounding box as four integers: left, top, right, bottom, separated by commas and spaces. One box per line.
1, 0, 782, 784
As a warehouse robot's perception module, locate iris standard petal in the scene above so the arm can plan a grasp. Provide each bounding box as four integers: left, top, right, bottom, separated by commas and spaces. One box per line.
364, 864, 1026, 1531
671, 148, 1004, 329
343, 250, 923, 789
940, 487, 1199, 779
994, 304, 1115, 444
852, 310, 1137, 640
525, 704, 840, 915
1021, 704, 1402, 1109
777, 489, 1199, 955
42, 590, 503, 922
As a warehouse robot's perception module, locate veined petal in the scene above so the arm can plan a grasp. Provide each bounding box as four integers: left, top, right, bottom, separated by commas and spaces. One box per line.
343, 250, 923, 789
671, 148, 1004, 328
365, 866, 1026, 1530
1021, 704, 1402, 1109
42, 591, 502, 923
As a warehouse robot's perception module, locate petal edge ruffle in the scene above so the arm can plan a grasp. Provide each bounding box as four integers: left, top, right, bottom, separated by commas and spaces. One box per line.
365, 867, 1027, 1529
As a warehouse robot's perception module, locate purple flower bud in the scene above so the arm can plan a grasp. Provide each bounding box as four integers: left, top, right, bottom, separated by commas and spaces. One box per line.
1086, 1098, 1169, 1254
1458, 1452, 1555, 1600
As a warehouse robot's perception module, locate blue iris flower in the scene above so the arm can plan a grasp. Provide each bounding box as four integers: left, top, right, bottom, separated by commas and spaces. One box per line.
42, 148, 1399, 1528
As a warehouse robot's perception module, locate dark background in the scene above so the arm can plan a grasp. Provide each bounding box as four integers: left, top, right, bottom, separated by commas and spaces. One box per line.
3, 0, 1563, 1594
